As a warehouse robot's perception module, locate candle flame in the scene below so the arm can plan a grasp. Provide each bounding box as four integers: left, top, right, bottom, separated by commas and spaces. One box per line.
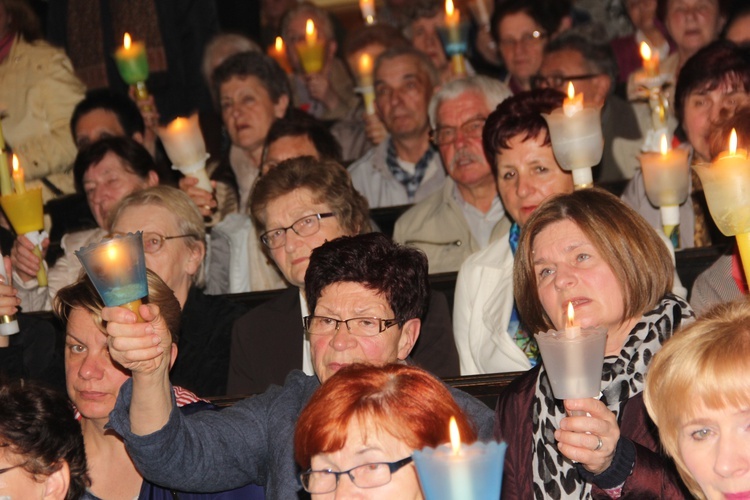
449, 416, 461, 455
306, 19, 315, 37
275, 36, 284, 51
123, 33, 132, 50
660, 134, 668, 156
567, 81, 575, 100
358, 53, 372, 75
566, 302, 576, 328
167, 117, 188, 131
107, 244, 118, 262
729, 128, 738, 155
446, 0, 455, 16
11, 154, 18, 173
639, 41, 651, 61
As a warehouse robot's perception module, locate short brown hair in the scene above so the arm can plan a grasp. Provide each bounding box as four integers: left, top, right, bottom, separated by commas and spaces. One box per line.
514, 189, 674, 333
295, 363, 477, 469
644, 298, 750, 499
54, 269, 182, 344
250, 156, 371, 235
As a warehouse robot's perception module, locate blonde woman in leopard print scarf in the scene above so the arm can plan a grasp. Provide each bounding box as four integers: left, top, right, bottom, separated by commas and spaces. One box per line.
495, 189, 694, 499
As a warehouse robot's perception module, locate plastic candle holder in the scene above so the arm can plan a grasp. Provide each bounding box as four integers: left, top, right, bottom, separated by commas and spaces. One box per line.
413, 441, 507, 500
268, 37, 292, 74
542, 105, 603, 189
436, 22, 470, 76
296, 19, 326, 74
75, 232, 148, 321
157, 115, 212, 192
693, 130, 750, 283
535, 326, 607, 400
114, 34, 150, 100
0, 188, 47, 286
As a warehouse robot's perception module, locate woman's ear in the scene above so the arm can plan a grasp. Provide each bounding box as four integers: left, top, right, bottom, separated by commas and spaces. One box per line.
43, 461, 70, 500
185, 241, 206, 276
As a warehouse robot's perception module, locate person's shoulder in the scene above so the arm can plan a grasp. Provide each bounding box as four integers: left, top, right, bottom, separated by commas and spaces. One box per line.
187, 287, 249, 317
348, 145, 381, 174
396, 180, 450, 223
61, 228, 106, 252
462, 237, 512, 272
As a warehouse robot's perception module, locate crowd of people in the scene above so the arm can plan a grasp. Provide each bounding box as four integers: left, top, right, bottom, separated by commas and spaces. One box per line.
0, 0, 749, 498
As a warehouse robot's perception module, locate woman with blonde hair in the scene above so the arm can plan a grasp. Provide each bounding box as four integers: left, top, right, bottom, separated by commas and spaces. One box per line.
644, 298, 750, 500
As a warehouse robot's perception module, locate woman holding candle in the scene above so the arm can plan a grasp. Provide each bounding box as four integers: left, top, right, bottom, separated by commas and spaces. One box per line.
644, 298, 750, 500
495, 188, 694, 497
622, 40, 750, 249
295, 363, 477, 498
453, 89, 574, 375
0, 0, 85, 200
108, 186, 248, 396
55, 271, 262, 499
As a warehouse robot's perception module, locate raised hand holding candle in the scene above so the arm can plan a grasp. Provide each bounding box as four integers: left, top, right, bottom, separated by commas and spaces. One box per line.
413, 416, 506, 500
542, 82, 603, 190
296, 19, 326, 74
0, 182, 47, 286
11, 155, 24, 195
693, 129, 750, 284
114, 33, 150, 100
359, 0, 376, 24
268, 37, 292, 74
639, 134, 690, 248
640, 41, 659, 78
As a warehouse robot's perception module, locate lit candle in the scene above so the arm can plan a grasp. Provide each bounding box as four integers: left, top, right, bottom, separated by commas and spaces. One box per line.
114, 33, 150, 100
442, 0, 467, 76
0, 121, 11, 196
412, 417, 506, 500
639, 134, 690, 248
693, 129, 750, 285
541, 82, 603, 189
359, 0, 376, 24
445, 0, 460, 27
639, 41, 659, 78
11, 155, 25, 195
564, 302, 580, 339
268, 36, 292, 74
563, 81, 584, 117
157, 115, 212, 192
357, 53, 376, 115
295, 19, 326, 74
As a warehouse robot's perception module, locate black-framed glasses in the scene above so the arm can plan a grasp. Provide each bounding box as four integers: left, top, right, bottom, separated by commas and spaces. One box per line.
303, 315, 402, 337
431, 116, 487, 146
530, 73, 603, 90
300, 456, 413, 494
108, 232, 200, 254
260, 213, 335, 249
498, 30, 547, 50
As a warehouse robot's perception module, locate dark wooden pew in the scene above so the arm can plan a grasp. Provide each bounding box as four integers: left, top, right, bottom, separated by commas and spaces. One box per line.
209, 371, 525, 410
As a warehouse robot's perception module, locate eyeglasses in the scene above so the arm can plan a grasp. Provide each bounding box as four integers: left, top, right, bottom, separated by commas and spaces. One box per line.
498, 30, 547, 50
431, 117, 487, 146
303, 315, 402, 337
108, 232, 199, 254
530, 73, 603, 90
300, 456, 413, 494
260, 213, 335, 249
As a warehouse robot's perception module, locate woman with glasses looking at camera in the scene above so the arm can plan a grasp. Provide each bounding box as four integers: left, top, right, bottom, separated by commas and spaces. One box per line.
227, 157, 459, 395
107, 186, 248, 397
295, 363, 477, 499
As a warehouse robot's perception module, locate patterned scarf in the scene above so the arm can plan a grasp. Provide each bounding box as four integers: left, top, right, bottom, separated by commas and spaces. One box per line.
508, 223, 538, 365
385, 139, 435, 202
531, 294, 693, 499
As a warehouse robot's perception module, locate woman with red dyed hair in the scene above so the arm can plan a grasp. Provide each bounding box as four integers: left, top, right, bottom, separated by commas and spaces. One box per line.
295, 363, 477, 498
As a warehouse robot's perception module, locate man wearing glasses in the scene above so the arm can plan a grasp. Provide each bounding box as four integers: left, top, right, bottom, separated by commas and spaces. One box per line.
534, 31, 653, 182
393, 76, 512, 273
103, 232, 494, 499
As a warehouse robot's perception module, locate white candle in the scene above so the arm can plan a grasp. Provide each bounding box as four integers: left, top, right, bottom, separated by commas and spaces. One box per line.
564, 301, 580, 339
157, 115, 212, 192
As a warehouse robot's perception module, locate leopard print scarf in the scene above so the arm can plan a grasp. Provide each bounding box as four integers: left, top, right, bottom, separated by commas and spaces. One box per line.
531, 294, 693, 499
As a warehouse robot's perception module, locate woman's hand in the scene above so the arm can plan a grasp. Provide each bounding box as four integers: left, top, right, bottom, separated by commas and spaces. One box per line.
10, 235, 49, 283
555, 398, 621, 475
178, 176, 217, 216
103, 303, 172, 376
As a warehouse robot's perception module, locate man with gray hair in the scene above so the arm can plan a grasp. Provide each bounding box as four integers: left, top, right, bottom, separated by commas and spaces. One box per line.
393, 76, 512, 273
349, 46, 445, 208
533, 30, 653, 182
